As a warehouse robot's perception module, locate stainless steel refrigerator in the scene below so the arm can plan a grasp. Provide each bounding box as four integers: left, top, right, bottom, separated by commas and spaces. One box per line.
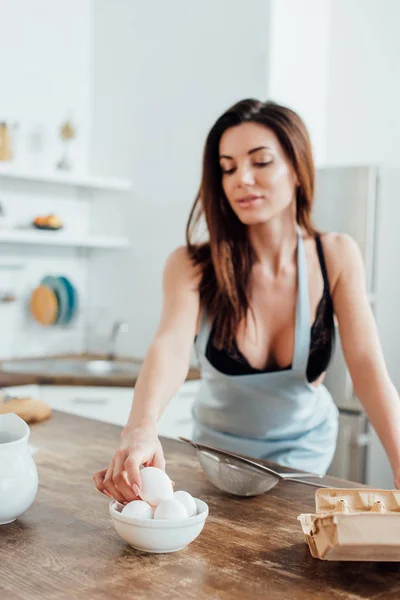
314, 165, 400, 488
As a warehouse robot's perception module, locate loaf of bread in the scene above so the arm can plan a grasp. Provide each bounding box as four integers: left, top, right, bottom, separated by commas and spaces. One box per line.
0, 396, 52, 423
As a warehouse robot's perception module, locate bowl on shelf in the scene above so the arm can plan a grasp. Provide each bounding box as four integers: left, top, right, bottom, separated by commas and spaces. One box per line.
32, 215, 63, 231
33, 224, 63, 231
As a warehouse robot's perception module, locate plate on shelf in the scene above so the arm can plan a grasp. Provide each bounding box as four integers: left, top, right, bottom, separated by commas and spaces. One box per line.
40, 276, 68, 325
30, 285, 58, 326
58, 276, 78, 325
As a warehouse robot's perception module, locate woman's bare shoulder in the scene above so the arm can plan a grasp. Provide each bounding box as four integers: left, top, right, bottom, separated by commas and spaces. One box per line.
164, 246, 203, 289
320, 231, 361, 259
319, 232, 364, 290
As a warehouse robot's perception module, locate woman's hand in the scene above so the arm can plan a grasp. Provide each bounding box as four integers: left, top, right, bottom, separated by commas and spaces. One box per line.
93, 424, 166, 503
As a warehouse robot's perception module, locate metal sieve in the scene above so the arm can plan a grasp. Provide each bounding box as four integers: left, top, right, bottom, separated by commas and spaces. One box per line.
179, 437, 331, 497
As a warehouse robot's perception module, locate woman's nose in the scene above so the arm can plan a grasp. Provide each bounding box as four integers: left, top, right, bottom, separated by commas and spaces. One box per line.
236, 166, 255, 186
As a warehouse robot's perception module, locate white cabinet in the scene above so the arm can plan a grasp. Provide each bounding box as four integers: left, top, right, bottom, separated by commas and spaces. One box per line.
156, 380, 199, 439
38, 385, 132, 426
3, 381, 199, 441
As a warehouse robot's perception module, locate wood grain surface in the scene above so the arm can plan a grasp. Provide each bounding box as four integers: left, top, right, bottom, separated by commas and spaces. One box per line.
1, 411, 399, 600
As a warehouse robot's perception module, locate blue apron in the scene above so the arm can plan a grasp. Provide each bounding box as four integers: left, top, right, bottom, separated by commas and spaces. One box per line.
192, 229, 338, 475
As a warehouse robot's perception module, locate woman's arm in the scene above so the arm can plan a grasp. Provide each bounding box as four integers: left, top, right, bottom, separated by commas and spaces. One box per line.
93, 246, 201, 502
123, 246, 201, 433
328, 233, 400, 486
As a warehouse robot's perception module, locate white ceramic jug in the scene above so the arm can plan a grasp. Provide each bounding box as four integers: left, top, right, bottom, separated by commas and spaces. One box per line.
0, 413, 38, 524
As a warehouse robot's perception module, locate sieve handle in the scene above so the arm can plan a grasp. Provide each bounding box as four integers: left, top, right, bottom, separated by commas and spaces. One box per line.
279, 472, 323, 479
178, 437, 323, 481
286, 477, 332, 488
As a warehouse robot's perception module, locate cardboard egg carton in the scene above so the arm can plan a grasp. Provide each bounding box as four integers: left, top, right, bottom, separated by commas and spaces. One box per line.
298, 488, 400, 561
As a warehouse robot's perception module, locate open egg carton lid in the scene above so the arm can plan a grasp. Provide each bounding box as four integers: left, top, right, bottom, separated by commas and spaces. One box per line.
298, 488, 400, 561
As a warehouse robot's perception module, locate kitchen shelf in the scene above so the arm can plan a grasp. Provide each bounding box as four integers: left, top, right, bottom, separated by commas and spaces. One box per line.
0, 165, 132, 192
0, 230, 129, 249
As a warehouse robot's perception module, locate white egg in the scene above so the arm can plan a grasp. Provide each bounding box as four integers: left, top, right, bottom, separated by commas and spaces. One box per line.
139, 467, 174, 507
153, 499, 188, 520
122, 500, 153, 520
173, 490, 197, 518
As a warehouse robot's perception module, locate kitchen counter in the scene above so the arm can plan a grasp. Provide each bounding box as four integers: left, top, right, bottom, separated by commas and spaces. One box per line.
1, 412, 400, 600
0, 354, 200, 388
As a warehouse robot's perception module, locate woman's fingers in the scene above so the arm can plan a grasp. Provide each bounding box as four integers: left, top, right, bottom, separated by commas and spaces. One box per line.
124, 452, 143, 497
94, 433, 168, 502
112, 450, 138, 502
93, 468, 111, 497
102, 460, 126, 504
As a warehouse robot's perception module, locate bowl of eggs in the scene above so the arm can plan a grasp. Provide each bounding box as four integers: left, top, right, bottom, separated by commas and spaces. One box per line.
109, 466, 209, 553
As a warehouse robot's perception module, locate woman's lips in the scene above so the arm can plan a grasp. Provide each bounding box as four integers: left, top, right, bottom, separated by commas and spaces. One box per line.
236, 195, 263, 208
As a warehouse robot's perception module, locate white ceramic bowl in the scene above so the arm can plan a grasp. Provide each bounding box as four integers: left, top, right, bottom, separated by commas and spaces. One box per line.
109, 497, 209, 553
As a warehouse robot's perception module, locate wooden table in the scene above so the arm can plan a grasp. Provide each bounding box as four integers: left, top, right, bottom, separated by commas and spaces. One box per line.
1, 412, 400, 600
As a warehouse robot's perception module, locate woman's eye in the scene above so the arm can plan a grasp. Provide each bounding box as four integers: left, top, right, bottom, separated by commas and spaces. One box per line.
221, 161, 271, 175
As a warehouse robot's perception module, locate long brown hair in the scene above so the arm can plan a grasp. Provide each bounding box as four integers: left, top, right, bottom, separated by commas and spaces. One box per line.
186, 99, 317, 350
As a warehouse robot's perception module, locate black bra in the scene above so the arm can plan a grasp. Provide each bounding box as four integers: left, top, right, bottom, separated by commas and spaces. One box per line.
206, 236, 335, 383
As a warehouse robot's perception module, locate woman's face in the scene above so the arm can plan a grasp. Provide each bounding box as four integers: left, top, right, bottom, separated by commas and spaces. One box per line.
219, 122, 298, 225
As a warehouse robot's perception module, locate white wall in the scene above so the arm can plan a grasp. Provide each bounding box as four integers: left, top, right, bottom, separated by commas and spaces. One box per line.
325, 0, 400, 166
267, 0, 400, 168
0, 0, 93, 358
0, 0, 92, 172
89, 0, 271, 358
267, 0, 332, 166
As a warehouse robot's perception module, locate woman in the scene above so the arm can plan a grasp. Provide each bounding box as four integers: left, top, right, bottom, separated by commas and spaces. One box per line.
94, 99, 400, 504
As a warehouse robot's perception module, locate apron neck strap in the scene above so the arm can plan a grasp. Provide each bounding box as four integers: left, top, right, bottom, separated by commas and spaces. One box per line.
195, 309, 212, 357
292, 226, 311, 373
